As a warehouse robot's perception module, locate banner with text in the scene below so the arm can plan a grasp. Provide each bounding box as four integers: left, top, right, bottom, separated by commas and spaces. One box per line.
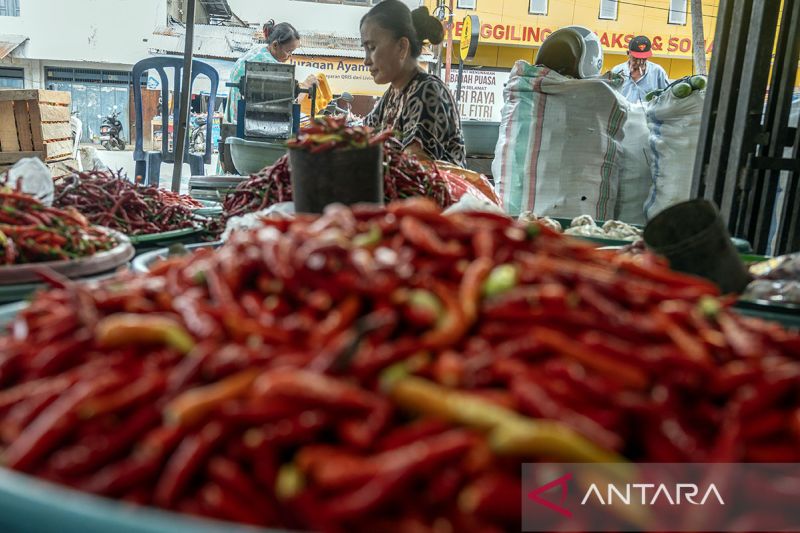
445, 68, 509, 122
290, 56, 387, 97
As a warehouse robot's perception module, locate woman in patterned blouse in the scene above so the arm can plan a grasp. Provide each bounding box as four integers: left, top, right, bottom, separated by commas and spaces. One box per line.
361, 0, 466, 167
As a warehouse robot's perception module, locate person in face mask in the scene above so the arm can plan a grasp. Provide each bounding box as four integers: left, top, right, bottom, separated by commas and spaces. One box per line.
611, 36, 670, 104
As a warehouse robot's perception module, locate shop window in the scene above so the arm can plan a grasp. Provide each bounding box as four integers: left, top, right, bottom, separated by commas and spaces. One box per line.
599, 0, 618, 20
529, 0, 547, 15
669, 0, 688, 24
0, 0, 19, 16
0, 67, 22, 88
457, 0, 476, 9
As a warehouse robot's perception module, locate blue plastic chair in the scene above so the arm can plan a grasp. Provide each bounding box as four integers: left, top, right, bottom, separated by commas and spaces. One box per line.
132, 57, 219, 186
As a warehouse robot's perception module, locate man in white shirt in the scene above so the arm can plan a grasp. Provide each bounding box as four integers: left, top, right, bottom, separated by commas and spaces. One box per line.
611, 36, 670, 104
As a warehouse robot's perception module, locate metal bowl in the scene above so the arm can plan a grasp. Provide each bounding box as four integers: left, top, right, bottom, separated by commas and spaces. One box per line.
131, 241, 222, 274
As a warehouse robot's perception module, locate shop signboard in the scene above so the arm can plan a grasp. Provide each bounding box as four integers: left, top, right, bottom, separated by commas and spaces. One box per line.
290, 57, 388, 97
444, 68, 509, 122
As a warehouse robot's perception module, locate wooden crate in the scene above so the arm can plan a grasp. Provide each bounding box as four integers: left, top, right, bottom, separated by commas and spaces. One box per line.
0, 89, 73, 162
0, 152, 78, 178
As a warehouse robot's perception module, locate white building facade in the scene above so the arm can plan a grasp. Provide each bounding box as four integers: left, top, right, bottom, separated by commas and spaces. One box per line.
0, 0, 417, 138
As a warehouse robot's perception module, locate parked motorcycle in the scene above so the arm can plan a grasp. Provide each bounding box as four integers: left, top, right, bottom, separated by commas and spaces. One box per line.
99, 108, 125, 151
189, 115, 207, 155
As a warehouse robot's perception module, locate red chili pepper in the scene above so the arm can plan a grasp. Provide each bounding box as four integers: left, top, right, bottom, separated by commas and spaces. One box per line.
1, 389, 60, 444
49, 405, 161, 477
399, 216, 465, 258
322, 430, 475, 521
153, 421, 227, 508
252, 368, 379, 413
459, 472, 521, 524
199, 483, 266, 526
337, 399, 392, 450
244, 410, 329, 450
3, 376, 119, 472
510, 376, 623, 451
78, 456, 161, 496
207, 457, 278, 524
533, 327, 650, 390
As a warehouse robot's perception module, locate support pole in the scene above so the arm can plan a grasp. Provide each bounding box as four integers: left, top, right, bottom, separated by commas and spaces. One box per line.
444, 0, 454, 87
456, 59, 464, 104
171, 0, 197, 193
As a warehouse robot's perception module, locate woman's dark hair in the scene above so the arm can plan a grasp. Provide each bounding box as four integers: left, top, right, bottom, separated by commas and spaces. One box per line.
361, 0, 444, 58
263, 20, 300, 46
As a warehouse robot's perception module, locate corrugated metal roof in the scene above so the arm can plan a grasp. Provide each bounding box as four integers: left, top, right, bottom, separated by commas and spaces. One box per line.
149, 25, 433, 62
0, 34, 28, 60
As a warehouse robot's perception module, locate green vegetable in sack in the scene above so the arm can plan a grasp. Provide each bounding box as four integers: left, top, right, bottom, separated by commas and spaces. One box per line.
645, 90, 662, 102
690, 75, 707, 90
671, 82, 693, 98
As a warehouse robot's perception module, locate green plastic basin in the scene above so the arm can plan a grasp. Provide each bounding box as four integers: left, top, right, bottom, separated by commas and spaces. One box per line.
226, 137, 286, 175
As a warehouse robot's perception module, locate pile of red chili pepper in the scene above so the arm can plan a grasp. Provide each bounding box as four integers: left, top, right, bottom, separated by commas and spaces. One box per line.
53, 171, 202, 236
218, 135, 455, 235
0, 186, 117, 264
1, 198, 800, 532
287, 116, 392, 153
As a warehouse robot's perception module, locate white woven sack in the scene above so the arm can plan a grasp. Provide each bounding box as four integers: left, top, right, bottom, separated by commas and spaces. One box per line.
644, 88, 705, 220
615, 102, 651, 225
492, 61, 627, 219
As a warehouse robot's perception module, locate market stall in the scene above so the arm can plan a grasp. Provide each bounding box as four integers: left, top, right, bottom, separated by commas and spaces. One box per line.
0, 106, 800, 533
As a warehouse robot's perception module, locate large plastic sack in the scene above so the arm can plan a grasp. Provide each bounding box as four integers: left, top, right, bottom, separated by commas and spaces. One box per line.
492, 61, 627, 219
644, 88, 705, 220
615, 103, 651, 225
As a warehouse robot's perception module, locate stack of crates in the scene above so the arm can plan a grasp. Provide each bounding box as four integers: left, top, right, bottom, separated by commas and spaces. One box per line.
0, 89, 78, 178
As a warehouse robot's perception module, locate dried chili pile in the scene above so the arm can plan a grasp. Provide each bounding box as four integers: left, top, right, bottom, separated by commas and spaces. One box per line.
0, 186, 117, 264
218, 137, 455, 236
1, 198, 800, 532
287, 116, 391, 153
54, 171, 202, 236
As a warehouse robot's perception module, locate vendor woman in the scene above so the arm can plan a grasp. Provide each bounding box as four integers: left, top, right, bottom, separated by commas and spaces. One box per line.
361, 1, 466, 167
225, 20, 317, 123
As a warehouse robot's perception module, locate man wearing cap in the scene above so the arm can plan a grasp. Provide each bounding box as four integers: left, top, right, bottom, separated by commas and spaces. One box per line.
611, 36, 669, 103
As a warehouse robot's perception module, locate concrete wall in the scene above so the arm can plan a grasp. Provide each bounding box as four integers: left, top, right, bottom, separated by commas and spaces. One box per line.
0, 0, 166, 64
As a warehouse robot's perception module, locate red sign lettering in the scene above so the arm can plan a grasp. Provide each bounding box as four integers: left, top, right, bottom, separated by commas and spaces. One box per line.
454, 21, 463, 35
611, 32, 624, 48
480, 24, 492, 39
667, 37, 680, 52
679, 37, 691, 53
599, 32, 611, 47
493, 25, 505, 39
652, 36, 664, 51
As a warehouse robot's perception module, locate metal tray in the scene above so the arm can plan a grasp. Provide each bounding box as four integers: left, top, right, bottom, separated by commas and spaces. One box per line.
131, 242, 222, 274
194, 200, 224, 218
734, 299, 800, 330
0, 230, 133, 285
0, 465, 278, 533
127, 227, 205, 245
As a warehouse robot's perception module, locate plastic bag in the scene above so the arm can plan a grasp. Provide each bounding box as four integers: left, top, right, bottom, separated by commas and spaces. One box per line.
222, 202, 295, 241
4, 158, 54, 206
443, 193, 509, 217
